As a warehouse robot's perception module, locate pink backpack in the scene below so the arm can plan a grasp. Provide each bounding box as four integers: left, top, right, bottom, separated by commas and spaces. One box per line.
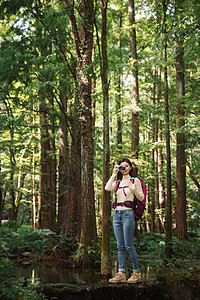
113, 177, 147, 221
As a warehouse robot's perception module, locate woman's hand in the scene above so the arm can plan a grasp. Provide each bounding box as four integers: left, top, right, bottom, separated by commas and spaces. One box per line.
128, 180, 135, 191
112, 164, 119, 176
128, 180, 133, 187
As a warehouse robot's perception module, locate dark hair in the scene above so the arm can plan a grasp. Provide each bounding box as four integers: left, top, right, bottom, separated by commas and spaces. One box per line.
117, 158, 136, 180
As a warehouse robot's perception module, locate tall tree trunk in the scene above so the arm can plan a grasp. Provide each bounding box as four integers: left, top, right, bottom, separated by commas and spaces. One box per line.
5, 101, 16, 220
151, 70, 156, 233
31, 152, 36, 229
69, 86, 81, 237
0, 188, 2, 224
92, 47, 96, 128
145, 193, 151, 232
116, 9, 122, 154
38, 108, 50, 229
9, 163, 16, 220
62, 0, 97, 247
49, 103, 57, 231
175, 0, 187, 240
38, 95, 56, 231
99, 0, 111, 277
163, 0, 172, 257
0, 159, 4, 224
155, 68, 164, 233
156, 1, 165, 233
129, 0, 139, 165
36, 17, 57, 231
57, 92, 69, 234
31, 106, 36, 228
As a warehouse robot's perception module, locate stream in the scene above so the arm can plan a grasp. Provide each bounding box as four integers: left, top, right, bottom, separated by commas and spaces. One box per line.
13, 260, 200, 299
13, 259, 158, 285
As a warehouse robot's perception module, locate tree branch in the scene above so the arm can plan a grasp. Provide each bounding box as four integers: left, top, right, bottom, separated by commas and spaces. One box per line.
62, 0, 82, 64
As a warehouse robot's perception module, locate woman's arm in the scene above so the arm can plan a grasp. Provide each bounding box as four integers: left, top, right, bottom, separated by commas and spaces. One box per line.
105, 164, 119, 191
105, 174, 117, 191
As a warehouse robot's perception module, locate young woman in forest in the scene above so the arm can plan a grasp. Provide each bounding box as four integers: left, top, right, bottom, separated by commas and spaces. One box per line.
105, 158, 144, 283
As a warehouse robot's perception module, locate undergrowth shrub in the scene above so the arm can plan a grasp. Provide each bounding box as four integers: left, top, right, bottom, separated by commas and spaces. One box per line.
134, 232, 165, 257
70, 240, 101, 267
0, 221, 55, 256
171, 236, 200, 259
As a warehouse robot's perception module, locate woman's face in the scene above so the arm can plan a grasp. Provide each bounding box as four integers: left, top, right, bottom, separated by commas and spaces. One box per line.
120, 161, 132, 175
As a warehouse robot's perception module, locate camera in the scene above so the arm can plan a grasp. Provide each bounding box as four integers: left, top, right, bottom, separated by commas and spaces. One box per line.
117, 165, 126, 171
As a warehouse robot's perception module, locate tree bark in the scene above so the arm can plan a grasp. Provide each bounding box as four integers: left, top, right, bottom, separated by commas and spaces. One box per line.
99, 0, 111, 277
57, 91, 69, 234
155, 1, 165, 233
38, 109, 49, 229
38, 94, 57, 231
129, 0, 139, 164
151, 70, 156, 233
155, 68, 165, 233
163, 0, 172, 258
4, 100, 16, 220
62, 0, 97, 247
0, 159, 6, 224
70, 86, 81, 238
0, 189, 2, 224
175, 0, 187, 241
116, 9, 122, 154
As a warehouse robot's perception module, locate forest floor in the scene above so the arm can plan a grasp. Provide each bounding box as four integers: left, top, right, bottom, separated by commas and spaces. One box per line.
1, 222, 200, 299
11, 254, 200, 300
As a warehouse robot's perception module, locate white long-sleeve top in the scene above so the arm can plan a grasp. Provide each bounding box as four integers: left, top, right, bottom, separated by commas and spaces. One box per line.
105, 174, 144, 210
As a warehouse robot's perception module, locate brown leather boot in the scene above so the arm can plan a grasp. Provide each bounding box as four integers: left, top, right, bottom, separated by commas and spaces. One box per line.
109, 272, 127, 283
127, 272, 142, 284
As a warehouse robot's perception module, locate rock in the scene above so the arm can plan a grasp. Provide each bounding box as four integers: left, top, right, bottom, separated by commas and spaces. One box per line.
21, 252, 33, 258
19, 246, 32, 253
36, 280, 164, 300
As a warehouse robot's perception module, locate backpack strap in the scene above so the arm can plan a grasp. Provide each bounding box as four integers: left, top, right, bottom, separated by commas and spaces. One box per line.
137, 176, 147, 201
116, 180, 128, 196
116, 178, 135, 196
115, 180, 121, 190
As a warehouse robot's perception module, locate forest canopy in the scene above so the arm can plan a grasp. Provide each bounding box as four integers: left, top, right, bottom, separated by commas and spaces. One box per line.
0, 0, 200, 261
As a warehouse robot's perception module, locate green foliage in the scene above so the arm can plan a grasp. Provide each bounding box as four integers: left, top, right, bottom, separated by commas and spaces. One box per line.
70, 240, 101, 267
0, 221, 55, 256
0, 255, 46, 300
187, 196, 200, 235
0, 0, 199, 248
134, 233, 165, 258
44, 234, 79, 259
132, 232, 200, 260
171, 235, 200, 259
157, 262, 200, 296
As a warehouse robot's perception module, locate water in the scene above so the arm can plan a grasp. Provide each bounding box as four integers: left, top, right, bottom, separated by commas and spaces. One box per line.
13, 261, 200, 299
14, 263, 102, 285
13, 259, 159, 285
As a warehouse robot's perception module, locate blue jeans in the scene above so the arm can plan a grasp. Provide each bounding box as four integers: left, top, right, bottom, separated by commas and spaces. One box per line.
113, 209, 139, 273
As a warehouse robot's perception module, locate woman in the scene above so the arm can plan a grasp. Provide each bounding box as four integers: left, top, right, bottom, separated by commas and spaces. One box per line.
105, 158, 144, 284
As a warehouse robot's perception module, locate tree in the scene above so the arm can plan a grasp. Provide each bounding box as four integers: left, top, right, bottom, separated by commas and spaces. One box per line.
175, 0, 187, 240
129, 0, 139, 164
57, 90, 69, 234
163, 0, 172, 257
115, 6, 123, 154
157, 67, 166, 233
151, 69, 156, 233
37, 91, 57, 231
98, 0, 111, 277
62, 0, 97, 247
0, 0, 199, 249
36, 20, 57, 231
